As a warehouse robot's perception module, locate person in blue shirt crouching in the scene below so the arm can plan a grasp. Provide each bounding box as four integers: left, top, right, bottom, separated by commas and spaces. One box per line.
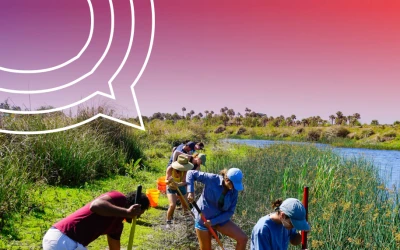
251, 198, 311, 250
186, 168, 248, 250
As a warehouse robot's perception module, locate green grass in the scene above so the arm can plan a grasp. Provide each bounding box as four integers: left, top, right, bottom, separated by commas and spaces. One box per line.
0, 174, 170, 249
203, 144, 400, 249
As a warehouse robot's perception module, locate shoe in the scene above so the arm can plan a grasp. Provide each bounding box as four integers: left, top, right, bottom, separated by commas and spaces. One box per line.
166, 220, 172, 229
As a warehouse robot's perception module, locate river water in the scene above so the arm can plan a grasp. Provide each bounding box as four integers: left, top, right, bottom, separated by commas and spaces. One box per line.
223, 139, 400, 188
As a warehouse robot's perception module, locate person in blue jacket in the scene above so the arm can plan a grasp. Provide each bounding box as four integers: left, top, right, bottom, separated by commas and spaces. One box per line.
186, 168, 248, 250
251, 198, 311, 250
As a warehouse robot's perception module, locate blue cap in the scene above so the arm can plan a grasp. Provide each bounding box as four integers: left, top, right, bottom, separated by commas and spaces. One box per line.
226, 168, 243, 191
279, 198, 310, 231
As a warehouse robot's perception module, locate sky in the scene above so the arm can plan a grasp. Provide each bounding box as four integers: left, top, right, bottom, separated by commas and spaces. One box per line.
1, 0, 399, 125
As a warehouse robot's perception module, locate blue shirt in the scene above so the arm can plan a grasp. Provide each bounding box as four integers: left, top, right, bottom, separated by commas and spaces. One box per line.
186, 170, 238, 226
251, 214, 297, 250
166, 144, 195, 168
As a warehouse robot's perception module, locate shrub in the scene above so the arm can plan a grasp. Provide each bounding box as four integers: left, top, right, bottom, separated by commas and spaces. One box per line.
279, 133, 289, 138
236, 126, 247, 135
347, 132, 360, 140
324, 126, 350, 139
214, 126, 226, 134
383, 131, 397, 138
306, 129, 321, 141
361, 128, 375, 138
292, 127, 304, 135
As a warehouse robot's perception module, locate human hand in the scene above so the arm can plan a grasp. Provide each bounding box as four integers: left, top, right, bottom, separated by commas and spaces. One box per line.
126, 204, 142, 218
168, 181, 178, 189
187, 192, 194, 203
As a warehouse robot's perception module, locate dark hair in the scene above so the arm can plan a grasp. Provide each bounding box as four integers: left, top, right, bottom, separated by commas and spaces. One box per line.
272, 199, 283, 212
219, 168, 228, 178
126, 191, 150, 210
196, 142, 204, 149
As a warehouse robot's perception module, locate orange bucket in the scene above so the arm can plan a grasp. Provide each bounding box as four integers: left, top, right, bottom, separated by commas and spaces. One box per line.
157, 176, 167, 193
146, 189, 160, 207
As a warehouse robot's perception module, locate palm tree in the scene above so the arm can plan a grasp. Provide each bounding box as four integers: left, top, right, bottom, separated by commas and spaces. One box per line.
227, 109, 235, 120
329, 115, 335, 125
371, 120, 379, 126
182, 107, 186, 117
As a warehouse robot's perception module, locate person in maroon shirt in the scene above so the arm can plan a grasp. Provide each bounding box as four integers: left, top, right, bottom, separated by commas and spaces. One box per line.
42, 190, 149, 250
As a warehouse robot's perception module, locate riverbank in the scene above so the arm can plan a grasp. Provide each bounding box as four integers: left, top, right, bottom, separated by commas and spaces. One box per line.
211, 124, 400, 150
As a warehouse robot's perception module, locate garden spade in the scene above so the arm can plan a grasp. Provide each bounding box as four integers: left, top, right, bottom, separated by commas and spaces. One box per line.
127, 185, 142, 250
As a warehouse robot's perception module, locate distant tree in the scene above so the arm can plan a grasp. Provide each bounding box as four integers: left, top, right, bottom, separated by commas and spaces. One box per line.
371, 120, 379, 126
172, 112, 181, 121
227, 109, 235, 120
329, 115, 335, 125
190, 110, 195, 116
221, 113, 229, 126
186, 113, 192, 120
394, 121, 400, 125
182, 107, 186, 117
198, 112, 203, 118
290, 114, 297, 121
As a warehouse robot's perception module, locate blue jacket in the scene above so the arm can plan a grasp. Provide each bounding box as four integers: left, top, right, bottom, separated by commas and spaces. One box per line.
186, 170, 238, 226
251, 214, 297, 250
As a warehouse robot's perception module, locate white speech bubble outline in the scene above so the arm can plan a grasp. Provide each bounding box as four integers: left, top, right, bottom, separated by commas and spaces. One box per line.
0, 0, 94, 74
0, 0, 154, 134
0, 0, 114, 94
0, 0, 117, 114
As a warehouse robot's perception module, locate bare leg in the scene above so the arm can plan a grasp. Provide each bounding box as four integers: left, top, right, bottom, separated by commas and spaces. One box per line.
166, 193, 177, 221
196, 228, 212, 250
215, 220, 248, 250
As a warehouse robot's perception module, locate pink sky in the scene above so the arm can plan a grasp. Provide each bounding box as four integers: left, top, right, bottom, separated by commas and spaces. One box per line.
1, 0, 399, 124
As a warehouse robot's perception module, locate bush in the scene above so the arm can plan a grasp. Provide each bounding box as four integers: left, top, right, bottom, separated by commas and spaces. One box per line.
236, 126, 247, 135
306, 129, 321, 141
324, 126, 350, 139
383, 131, 397, 138
361, 128, 375, 138
214, 125, 226, 134
279, 133, 289, 138
292, 127, 304, 135
347, 132, 360, 140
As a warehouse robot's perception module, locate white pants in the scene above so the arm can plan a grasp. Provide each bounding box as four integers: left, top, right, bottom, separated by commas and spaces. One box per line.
42, 228, 87, 250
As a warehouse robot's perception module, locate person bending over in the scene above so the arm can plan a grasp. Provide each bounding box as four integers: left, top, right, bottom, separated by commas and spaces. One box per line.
43, 190, 149, 250
251, 198, 311, 250
186, 168, 248, 250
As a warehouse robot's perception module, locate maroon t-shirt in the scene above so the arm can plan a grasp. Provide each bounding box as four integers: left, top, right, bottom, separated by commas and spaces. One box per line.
54, 191, 127, 246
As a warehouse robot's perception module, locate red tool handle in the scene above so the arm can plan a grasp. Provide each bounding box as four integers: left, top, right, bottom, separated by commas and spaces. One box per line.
301, 186, 309, 250
191, 201, 225, 250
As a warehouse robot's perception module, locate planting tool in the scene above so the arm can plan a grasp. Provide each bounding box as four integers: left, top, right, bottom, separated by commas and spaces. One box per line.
301, 186, 309, 250
191, 201, 225, 250
127, 185, 142, 250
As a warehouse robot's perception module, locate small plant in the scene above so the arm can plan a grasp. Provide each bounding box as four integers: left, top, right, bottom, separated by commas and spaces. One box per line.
124, 158, 142, 178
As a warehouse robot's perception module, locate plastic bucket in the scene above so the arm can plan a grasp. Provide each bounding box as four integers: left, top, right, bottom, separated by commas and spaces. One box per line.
146, 189, 160, 207
157, 176, 167, 193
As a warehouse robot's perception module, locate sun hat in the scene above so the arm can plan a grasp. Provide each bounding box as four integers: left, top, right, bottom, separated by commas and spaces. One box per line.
171, 155, 194, 171
279, 198, 310, 231
198, 153, 206, 166
226, 168, 243, 191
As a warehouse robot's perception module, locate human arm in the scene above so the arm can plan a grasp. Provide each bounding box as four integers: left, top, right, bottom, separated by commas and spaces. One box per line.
107, 235, 121, 250
186, 170, 216, 193
165, 166, 177, 189
208, 191, 238, 226
90, 195, 141, 218
289, 232, 301, 246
